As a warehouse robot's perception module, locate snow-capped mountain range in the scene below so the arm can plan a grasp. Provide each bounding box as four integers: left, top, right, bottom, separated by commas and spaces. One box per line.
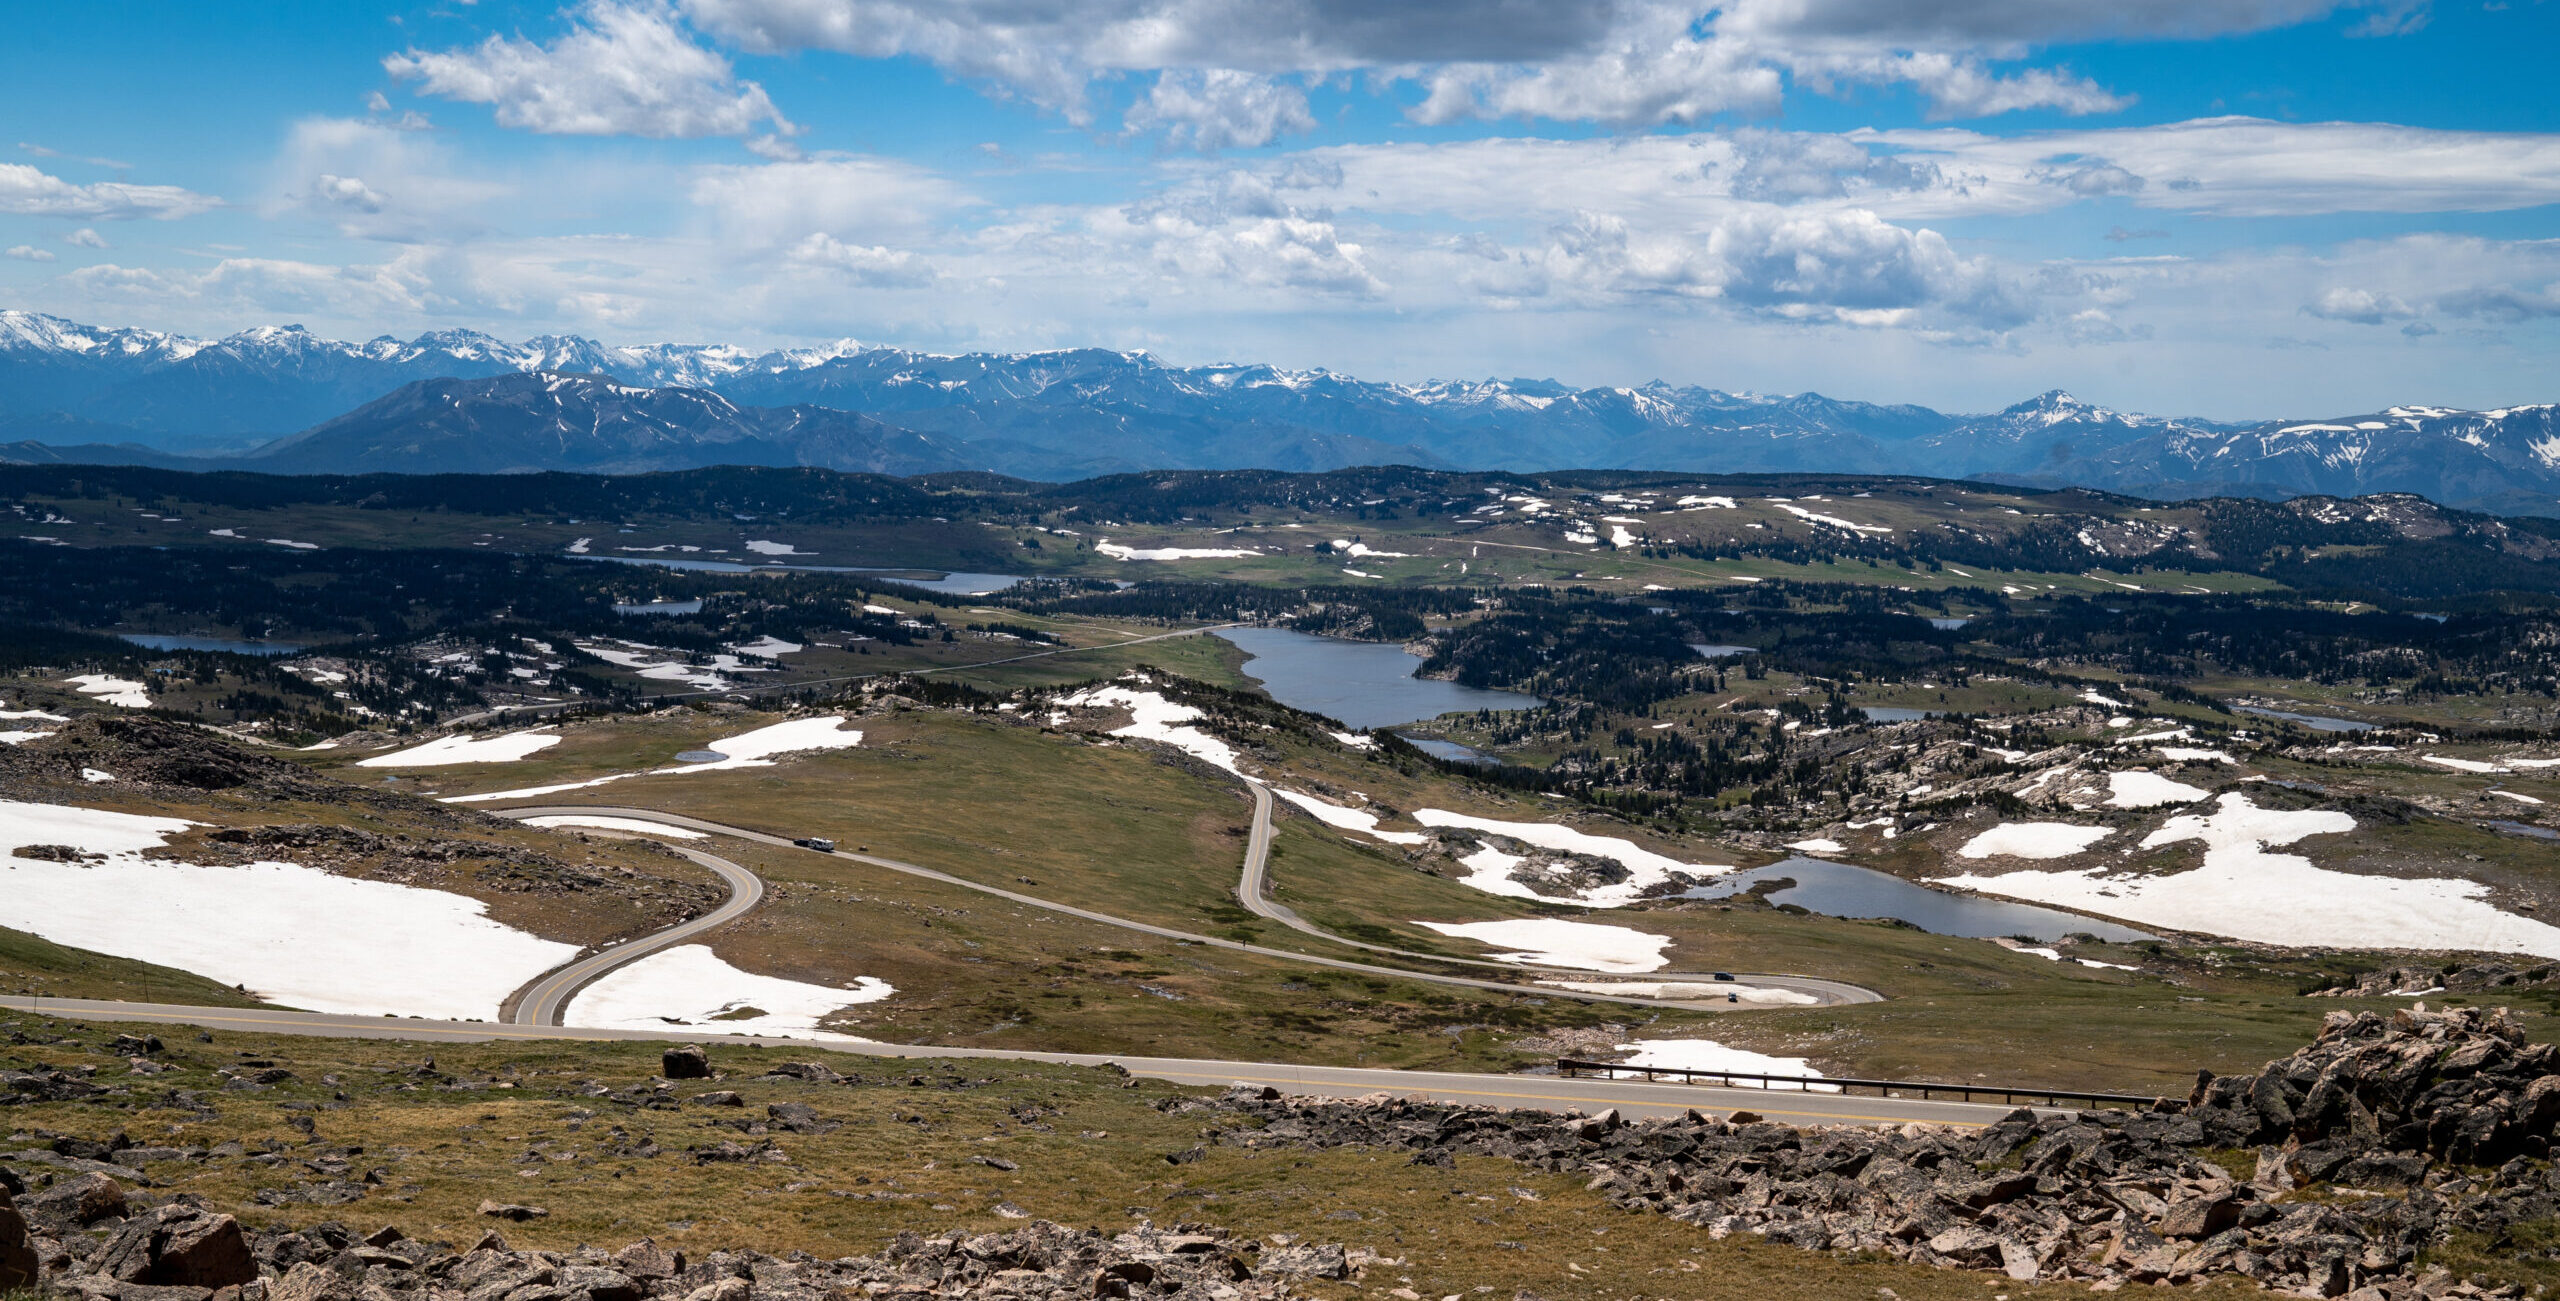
2, 310, 2554, 513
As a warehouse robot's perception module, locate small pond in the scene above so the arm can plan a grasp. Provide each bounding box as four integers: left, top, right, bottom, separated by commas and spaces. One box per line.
1397, 734, 1500, 766
2234, 705, 2376, 733
1860, 706, 1943, 722
1685, 856, 2156, 943
1215, 626, 1543, 730
1926, 617, 1970, 631
118, 634, 308, 656
574, 553, 1025, 595
2488, 820, 2560, 841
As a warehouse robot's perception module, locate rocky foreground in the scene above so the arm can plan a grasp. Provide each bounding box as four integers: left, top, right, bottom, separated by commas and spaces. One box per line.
1208, 1006, 2560, 1298
0, 1192, 1355, 1301
5, 1006, 2558, 1301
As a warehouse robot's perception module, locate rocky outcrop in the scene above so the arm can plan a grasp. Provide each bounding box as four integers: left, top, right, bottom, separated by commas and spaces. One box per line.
660, 1045, 711, 1080
2188, 1006, 2560, 1166
1209, 1005, 2560, 1297
2315, 962, 2560, 999
0, 1182, 36, 1290
32, 1214, 1364, 1301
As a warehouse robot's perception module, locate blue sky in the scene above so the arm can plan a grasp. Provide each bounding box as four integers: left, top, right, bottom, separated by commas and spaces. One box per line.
3, 0, 2557, 417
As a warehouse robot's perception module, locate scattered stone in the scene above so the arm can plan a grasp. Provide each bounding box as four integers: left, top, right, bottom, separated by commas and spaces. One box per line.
690, 1091, 742, 1108
475, 1200, 548, 1222
661, 1046, 711, 1081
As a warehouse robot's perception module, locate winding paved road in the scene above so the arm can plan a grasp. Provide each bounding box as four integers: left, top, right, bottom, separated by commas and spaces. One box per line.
8, 994, 2026, 1129
500, 839, 765, 1027
1233, 783, 1882, 1006
495, 804, 1845, 1014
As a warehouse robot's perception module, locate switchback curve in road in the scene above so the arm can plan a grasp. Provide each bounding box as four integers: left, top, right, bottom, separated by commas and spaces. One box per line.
9, 995, 2022, 1129
493, 804, 1878, 1014
498, 841, 765, 1027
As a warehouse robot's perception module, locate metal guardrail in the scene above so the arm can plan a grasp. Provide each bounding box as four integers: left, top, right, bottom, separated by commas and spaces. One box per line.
1554, 1058, 2165, 1110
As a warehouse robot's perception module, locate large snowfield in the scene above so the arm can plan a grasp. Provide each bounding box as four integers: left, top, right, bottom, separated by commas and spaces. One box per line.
1414, 918, 1672, 972
1958, 821, 2114, 859
0, 799, 575, 1018
1942, 793, 2560, 958
563, 943, 893, 1040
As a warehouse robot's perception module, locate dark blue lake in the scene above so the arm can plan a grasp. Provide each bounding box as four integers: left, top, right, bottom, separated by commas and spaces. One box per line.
1216, 627, 1543, 730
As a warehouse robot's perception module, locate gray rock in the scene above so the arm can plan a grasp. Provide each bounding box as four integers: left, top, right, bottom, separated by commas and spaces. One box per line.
660, 1047, 711, 1081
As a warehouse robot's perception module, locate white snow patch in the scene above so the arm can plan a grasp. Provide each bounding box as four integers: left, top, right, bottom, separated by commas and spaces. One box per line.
565, 944, 890, 1040
1543, 981, 1818, 1005
0, 731, 55, 746
1416, 918, 1671, 973
2080, 689, 2130, 708
1331, 540, 1410, 558
2423, 755, 2506, 774
1275, 789, 1428, 845
1786, 838, 1846, 854
1411, 810, 1731, 907
2492, 791, 2546, 806
2157, 746, 2239, 764
566, 537, 593, 554
445, 716, 861, 802
1958, 822, 2112, 860
1943, 793, 2560, 958
263, 539, 319, 550
1605, 1039, 1831, 1088
520, 815, 707, 839
2106, 771, 2209, 808
1328, 730, 1375, 750
0, 798, 575, 1018
357, 729, 561, 768
743, 540, 809, 556
1095, 541, 1258, 561
728, 635, 803, 658
1056, 684, 1242, 775
63, 674, 151, 709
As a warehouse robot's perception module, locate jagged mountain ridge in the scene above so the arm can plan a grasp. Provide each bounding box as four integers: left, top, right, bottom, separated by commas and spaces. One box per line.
244, 372, 970, 477
2, 310, 2554, 510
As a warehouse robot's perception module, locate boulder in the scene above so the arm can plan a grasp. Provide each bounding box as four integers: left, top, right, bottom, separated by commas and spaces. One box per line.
96, 1205, 257, 1288
20, 1171, 129, 1234
0, 1184, 35, 1290
661, 1046, 712, 1080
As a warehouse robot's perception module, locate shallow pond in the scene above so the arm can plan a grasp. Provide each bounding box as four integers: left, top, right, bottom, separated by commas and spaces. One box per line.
1860, 706, 1943, 722
1215, 626, 1543, 730
118, 634, 308, 656
1397, 734, 1500, 766
1685, 856, 2155, 942
1927, 617, 1970, 631
2234, 705, 2375, 733
574, 553, 1024, 595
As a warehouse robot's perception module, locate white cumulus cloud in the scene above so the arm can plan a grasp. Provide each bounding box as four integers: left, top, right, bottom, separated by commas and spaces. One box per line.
1125, 70, 1315, 152
5, 245, 56, 262
387, 0, 794, 138
0, 164, 219, 221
